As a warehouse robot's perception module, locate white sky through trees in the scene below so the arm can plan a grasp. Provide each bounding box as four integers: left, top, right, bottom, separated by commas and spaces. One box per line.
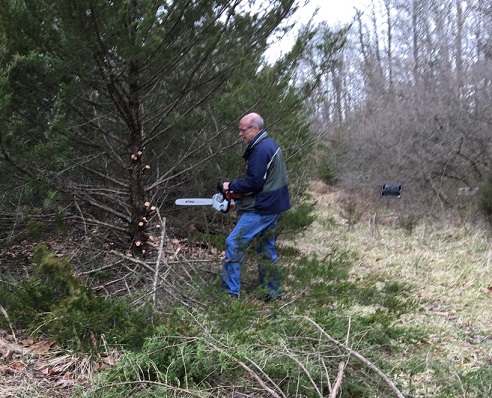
266, 0, 371, 61
301, 0, 371, 25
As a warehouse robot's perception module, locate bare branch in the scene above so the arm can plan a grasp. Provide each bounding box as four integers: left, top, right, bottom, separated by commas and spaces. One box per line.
301, 316, 406, 398
330, 361, 347, 398
152, 210, 167, 308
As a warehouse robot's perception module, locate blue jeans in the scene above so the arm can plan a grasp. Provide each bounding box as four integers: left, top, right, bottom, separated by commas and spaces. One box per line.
222, 213, 282, 297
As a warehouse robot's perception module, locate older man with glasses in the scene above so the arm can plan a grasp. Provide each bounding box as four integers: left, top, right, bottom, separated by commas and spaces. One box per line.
221, 112, 290, 301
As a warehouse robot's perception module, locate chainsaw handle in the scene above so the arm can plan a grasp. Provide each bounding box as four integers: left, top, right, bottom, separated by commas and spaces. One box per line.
217, 181, 225, 194
218, 181, 243, 199
216, 182, 232, 213
217, 182, 244, 213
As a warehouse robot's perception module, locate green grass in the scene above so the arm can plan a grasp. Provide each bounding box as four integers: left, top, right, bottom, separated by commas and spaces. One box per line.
2, 185, 492, 398
79, 242, 429, 398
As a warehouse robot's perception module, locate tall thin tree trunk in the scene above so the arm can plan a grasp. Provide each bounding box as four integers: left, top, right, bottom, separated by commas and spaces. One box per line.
384, 0, 394, 92
412, 0, 419, 84
128, 0, 147, 256
371, 6, 384, 82
332, 70, 343, 124
455, 0, 464, 96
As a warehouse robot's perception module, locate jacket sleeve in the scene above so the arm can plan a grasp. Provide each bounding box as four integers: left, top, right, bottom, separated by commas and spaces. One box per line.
229, 145, 270, 194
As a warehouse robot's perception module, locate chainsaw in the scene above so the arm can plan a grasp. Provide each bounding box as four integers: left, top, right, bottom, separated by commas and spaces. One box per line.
175, 182, 243, 213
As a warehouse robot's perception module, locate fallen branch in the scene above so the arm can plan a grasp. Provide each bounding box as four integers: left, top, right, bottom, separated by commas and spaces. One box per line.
302, 316, 405, 398
205, 339, 285, 398
0, 306, 17, 344
109, 250, 203, 308
153, 209, 167, 308
91, 380, 207, 398
281, 340, 323, 397
329, 316, 351, 398
188, 311, 286, 398
329, 361, 347, 398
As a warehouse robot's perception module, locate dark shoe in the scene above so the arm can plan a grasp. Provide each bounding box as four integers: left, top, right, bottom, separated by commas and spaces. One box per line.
263, 294, 282, 302
221, 288, 239, 299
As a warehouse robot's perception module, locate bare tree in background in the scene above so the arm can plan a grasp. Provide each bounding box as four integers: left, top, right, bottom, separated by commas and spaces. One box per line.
303, 0, 492, 211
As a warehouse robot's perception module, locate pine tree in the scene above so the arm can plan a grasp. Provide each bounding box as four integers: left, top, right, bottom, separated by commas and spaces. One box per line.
0, 0, 317, 254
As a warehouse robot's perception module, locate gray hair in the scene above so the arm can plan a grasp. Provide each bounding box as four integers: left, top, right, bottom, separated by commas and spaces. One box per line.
251, 114, 264, 129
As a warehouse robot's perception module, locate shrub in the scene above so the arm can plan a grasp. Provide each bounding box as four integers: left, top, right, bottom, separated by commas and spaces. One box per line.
27, 216, 44, 240
0, 244, 155, 353
315, 145, 338, 185
398, 213, 420, 235
480, 171, 492, 220
279, 201, 316, 234
339, 198, 364, 230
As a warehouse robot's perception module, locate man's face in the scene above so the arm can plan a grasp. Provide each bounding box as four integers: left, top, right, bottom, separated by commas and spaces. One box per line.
238, 119, 259, 144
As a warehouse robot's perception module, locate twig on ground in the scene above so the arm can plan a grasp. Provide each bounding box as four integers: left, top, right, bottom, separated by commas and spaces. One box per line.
153, 209, 167, 308
91, 380, 208, 398
79, 260, 125, 275
0, 305, 17, 343
278, 288, 308, 310
206, 339, 285, 398
110, 250, 201, 308
329, 317, 351, 398
302, 316, 406, 398
93, 271, 137, 293
189, 310, 286, 398
74, 196, 88, 235
329, 361, 347, 398
281, 340, 324, 397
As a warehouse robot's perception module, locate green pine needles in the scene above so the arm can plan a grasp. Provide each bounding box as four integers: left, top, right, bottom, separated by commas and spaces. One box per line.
0, 244, 155, 353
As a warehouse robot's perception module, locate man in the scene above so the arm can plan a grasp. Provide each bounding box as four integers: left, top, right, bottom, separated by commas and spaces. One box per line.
221, 112, 290, 300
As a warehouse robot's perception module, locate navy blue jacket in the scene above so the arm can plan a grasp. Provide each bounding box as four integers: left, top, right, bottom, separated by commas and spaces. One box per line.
230, 131, 290, 215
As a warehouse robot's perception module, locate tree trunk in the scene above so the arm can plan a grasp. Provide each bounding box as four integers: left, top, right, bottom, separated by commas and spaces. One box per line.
412, 0, 419, 84
455, 0, 464, 96
384, 0, 394, 92
128, 66, 147, 254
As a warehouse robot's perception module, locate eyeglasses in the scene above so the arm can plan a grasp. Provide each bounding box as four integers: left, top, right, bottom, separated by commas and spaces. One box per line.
239, 125, 256, 133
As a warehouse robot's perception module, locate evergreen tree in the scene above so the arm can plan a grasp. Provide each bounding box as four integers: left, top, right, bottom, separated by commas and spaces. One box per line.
0, 0, 316, 254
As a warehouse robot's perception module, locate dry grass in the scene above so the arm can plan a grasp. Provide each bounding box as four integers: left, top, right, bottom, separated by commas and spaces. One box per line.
2, 181, 491, 397
289, 181, 492, 391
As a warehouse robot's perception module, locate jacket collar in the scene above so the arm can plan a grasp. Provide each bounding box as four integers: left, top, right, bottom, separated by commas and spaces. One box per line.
242, 130, 268, 159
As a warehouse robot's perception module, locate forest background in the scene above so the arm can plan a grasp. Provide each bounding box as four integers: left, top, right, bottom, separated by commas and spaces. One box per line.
0, 0, 491, 397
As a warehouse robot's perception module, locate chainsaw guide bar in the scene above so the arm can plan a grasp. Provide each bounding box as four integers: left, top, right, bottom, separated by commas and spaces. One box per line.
175, 198, 214, 206
175, 192, 236, 213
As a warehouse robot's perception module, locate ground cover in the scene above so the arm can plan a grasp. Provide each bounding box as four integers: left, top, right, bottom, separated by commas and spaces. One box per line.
1, 181, 491, 397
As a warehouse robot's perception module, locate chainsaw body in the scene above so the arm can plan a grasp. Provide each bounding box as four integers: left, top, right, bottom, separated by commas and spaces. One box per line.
212, 192, 236, 212
175, 184, 242, 213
